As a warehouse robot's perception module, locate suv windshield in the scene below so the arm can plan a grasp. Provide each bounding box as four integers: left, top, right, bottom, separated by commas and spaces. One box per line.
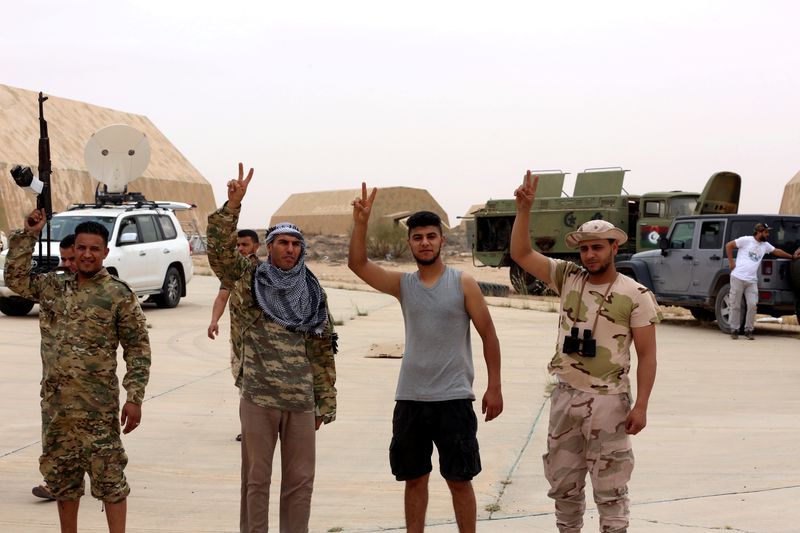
48, 215, 116, 241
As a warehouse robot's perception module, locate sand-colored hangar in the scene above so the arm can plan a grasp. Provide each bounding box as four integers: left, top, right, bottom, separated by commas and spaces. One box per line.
780, 170, 800, 214
270, 187, 450, 235
0, 84, 215, 234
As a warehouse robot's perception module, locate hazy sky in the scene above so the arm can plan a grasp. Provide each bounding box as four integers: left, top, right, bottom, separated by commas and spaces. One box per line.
4, 1, 799, 229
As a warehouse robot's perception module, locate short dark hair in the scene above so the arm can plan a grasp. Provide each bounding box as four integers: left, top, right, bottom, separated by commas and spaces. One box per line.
238, 229, 259, 243
406, 211, 443, 236
75, 221, 109, 246
59, 234, 76, 249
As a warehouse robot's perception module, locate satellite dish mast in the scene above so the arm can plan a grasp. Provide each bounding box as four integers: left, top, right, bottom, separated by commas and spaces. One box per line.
84, 124, 151, 203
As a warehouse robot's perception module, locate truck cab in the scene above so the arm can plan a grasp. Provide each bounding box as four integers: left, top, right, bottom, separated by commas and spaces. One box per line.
471, 168, 742, 295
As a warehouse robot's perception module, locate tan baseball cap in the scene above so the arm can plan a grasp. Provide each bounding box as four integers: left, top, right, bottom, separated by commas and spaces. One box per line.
564, 219, 628, 249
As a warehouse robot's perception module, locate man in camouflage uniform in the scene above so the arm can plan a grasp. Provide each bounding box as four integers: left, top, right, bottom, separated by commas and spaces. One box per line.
510, 172, 660, 533
32, 233, 78, 502
6, 209, 151, 533
207, 164, 337, 533
207, 228, 260, 442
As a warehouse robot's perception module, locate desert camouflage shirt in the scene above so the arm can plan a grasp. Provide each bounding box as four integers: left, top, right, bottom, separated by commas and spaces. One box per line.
5, 230, 151, 417
207, 203, 337, 423
546, 258, 661, 394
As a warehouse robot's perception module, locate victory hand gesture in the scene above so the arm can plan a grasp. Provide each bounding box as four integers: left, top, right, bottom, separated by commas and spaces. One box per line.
352, 182, 377, 225
514, 170, 539, 212
227, 163, 254, 209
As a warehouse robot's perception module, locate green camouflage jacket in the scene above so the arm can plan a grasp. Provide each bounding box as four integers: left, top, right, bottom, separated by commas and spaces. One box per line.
207, 204, 337, 423
5, 230, 151, 417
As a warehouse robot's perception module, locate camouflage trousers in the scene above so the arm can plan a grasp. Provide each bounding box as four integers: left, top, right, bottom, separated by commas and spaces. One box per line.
543, 383, 633, 533
40, 412, 130, 503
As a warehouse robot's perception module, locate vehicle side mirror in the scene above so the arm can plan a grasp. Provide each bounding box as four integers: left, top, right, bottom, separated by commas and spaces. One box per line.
658, 236, 669, 256
120, 232, 138, 244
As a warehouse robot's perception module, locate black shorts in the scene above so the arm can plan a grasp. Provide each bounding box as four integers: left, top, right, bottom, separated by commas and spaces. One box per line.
389, 399, 481, 482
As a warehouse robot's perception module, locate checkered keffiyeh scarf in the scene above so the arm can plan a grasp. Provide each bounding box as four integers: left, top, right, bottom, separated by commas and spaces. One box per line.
252, 225, 328, 335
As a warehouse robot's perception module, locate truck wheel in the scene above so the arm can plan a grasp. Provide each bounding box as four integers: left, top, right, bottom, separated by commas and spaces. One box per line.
689, 308, 715, 323
510, 262, 548, 295
714, 284, 745, 333
478, 281, 509, 298
155, 267, 183, 308
0, 296, 35, 316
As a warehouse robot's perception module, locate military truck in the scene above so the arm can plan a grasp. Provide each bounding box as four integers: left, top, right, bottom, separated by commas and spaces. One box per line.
615, 213, 800, 331
470, 167, 741, 294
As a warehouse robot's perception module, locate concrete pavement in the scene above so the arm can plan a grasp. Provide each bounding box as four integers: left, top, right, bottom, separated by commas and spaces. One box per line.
1, 275, 799, 532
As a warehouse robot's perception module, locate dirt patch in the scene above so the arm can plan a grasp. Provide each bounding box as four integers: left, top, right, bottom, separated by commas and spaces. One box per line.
192, 229, 509, 288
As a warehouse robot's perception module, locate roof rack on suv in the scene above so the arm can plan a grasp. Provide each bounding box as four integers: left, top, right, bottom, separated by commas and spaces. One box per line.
68, 199, 195, 212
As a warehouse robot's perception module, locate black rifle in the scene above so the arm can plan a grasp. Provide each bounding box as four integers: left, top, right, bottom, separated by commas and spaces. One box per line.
10, 92, 53, 273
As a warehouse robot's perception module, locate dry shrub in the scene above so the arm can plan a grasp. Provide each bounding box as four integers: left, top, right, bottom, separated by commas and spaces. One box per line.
366, 222, 408, 260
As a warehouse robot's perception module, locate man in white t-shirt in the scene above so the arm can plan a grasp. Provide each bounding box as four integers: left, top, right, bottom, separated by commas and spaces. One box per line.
725, 222, 800, 339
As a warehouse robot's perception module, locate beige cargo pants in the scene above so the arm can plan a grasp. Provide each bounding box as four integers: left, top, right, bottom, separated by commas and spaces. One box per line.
543, 383, 634, 533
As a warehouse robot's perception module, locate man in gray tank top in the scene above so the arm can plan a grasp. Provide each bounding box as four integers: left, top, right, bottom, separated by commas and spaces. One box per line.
348, 183, 503, 533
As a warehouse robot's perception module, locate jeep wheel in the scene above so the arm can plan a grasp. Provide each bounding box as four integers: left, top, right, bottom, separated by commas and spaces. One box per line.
510, 262, 548, 296
794, 297, 800, 327
791, 260, 800, 293
0, 296, 35, 316
714, 284, 745, 333
689, 308, 715, 323
155, 267, 182, 308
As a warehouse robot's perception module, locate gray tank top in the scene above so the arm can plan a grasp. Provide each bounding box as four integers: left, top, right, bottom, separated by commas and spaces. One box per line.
396, 267, 475, 401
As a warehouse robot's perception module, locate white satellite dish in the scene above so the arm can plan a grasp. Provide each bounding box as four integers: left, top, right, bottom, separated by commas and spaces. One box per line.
84, 124, 150, 194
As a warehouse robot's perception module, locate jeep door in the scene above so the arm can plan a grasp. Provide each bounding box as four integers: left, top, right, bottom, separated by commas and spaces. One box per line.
691, 219, 726, 293
655, 220, 696, 293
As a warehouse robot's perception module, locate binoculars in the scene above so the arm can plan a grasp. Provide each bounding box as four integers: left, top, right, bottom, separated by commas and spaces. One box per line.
562, 326, 596, 358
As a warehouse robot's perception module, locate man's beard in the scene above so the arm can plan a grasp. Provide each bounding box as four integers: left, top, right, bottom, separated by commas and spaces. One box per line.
413, 248, 441, 266
757, 234, 768, 242
584, 257, 612, 275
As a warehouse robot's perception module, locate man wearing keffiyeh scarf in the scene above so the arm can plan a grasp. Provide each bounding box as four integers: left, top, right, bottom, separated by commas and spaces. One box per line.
254, 223, 328, 335
207, 164, 337, 533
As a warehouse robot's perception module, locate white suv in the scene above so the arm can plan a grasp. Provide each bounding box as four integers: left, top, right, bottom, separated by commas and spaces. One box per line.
0, 203, 194, 316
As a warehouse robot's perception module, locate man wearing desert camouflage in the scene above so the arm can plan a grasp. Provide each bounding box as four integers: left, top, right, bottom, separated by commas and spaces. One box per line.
6, 209, 151, 533
511, 172, 660, 533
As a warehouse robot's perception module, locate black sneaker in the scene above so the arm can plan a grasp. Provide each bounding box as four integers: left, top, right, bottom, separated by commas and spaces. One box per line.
745, 331, 754, 340
730, 331, 738, 340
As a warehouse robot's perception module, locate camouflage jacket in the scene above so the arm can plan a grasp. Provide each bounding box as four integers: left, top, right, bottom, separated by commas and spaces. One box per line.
207, 203, 337, 423
5, 230, 151, 417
